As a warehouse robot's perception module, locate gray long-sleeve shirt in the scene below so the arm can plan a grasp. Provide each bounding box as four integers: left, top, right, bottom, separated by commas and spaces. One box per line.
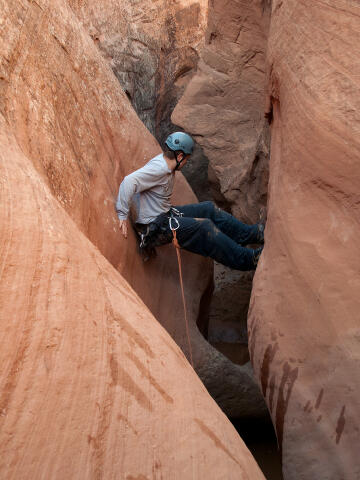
116, 153, 175, 224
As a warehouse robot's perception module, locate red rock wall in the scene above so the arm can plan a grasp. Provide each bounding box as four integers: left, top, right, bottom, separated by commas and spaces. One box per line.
0, 0, 267, 476
0, 114, 264, 479
1, 0, 266, 419
249, 1, 360, 478
1, 0, 202, 351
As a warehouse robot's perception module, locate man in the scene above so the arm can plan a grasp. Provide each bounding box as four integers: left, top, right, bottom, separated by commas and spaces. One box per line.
116, 132, 263, 270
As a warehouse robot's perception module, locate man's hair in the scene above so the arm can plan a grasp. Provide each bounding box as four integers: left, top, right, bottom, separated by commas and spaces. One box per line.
163, 144, 184, 157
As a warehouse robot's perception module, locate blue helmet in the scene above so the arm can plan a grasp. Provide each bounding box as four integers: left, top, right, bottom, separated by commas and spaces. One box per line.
165, 132, 194, 155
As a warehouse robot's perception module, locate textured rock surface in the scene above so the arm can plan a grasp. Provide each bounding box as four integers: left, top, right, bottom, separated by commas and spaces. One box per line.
173, 0, 270, 222
249, 1, 360, 479
0, 4, 267, 477
69, 0, 208, 140
0, 114, 265, 479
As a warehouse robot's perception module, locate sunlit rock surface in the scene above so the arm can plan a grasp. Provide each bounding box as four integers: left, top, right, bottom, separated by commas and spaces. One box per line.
0, 115, 264, 479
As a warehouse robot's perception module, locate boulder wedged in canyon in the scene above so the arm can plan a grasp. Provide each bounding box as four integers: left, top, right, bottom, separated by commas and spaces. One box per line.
249, 1, 360, 479
0, 3, 268, 475
0, 115, 265, 479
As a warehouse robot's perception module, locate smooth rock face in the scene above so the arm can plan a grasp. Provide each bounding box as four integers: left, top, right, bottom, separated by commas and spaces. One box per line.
0, 115, 265, 479
249, 1, 360, 479
173, 0, 271, 223
0, 0, 267, 475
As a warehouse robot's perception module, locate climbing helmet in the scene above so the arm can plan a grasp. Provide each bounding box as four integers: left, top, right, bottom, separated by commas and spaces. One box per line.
165, 132, 194, 155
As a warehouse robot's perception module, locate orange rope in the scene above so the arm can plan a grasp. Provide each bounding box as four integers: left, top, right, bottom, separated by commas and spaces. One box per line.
172, 230, 194, 368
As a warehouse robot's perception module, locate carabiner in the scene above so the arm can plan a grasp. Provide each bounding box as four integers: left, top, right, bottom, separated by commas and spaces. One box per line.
169, 216, 180, 231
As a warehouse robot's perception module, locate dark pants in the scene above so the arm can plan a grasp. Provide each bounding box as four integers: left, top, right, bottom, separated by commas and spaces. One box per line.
168, 201, 261, 271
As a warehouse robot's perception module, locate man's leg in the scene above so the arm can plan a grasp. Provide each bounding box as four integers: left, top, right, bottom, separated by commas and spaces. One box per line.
175, 216, 260, 271
175, 201, 263, 245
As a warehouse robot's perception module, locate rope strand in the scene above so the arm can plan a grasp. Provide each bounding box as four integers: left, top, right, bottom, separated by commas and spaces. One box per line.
172, 230, 194, 368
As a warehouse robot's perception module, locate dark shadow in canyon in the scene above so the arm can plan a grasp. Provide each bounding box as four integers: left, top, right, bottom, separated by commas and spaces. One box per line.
233, 417, 283, 480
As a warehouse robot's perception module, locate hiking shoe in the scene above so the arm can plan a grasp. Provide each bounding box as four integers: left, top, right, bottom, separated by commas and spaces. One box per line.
257, 206, 267, 244
257, 223, 265, 244
253, 246, 263, 268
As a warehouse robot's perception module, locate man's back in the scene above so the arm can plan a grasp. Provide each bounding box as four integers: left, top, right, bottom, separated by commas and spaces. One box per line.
116, 153, 175, 224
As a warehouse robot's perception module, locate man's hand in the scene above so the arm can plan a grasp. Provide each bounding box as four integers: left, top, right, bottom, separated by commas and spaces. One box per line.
119, 219, 128, 238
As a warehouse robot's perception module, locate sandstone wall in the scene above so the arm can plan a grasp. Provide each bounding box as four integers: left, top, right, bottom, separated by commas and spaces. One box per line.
68, 0, 212, 201
0, 0, 268, 476
249, 1, 360, 478
0, 2, 269, 475
1, 0, 266, 420
0, 114, 265, 479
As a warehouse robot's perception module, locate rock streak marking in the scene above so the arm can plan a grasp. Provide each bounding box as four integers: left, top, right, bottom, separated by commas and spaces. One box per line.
106, 305, 155, 359
126, 351, 174, 404
335, 405, 346, 445
268, 374, 276, 413
194, 418, 242, 468
126, 475, 149, 480
275, 362, 298, 452
315, 388, 324, 409
117, 414, 138, 436
260, 342, 279, 396
110, 354, 153, 412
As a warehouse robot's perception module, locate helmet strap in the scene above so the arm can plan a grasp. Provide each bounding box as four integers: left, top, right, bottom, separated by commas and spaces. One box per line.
174, 151, 184, 171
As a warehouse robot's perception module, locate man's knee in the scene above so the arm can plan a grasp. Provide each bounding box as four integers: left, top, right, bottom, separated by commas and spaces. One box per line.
198, 218, 214, 228
197, 218, 219, 239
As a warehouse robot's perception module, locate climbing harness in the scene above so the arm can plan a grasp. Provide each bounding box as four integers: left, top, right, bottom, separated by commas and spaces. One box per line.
139, 225, 150, 249
169, 210, 194, 368
136, 208, 181, 251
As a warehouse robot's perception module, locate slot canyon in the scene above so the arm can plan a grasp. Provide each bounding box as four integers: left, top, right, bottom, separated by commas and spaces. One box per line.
0, 1, 359, 479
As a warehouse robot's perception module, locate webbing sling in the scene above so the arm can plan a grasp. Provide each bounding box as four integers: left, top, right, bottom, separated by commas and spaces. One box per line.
169, 217, 194, 368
